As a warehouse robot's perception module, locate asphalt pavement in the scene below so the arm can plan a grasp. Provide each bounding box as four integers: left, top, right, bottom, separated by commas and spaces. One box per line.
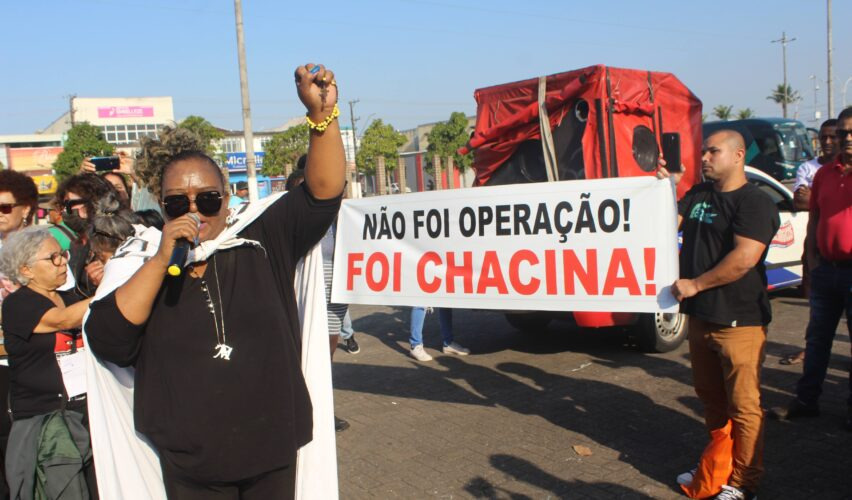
333, 290, 851, 499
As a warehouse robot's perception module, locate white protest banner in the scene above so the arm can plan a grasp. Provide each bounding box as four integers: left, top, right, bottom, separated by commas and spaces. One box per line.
332, 176, 679, 313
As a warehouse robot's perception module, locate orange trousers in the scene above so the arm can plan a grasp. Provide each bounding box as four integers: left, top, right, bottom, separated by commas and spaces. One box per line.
688, 317, 766, 492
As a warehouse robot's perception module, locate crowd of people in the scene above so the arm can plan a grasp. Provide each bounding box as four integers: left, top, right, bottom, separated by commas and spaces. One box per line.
0, 59, 847, 499
657, 109, 852, 500
0, 63, 345, 500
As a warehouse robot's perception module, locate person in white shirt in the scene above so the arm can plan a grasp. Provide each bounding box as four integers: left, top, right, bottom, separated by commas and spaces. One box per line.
793, 119, 837, 211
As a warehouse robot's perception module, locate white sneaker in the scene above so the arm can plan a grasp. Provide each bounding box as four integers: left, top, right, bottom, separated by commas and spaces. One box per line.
714, 485, 752, 500
410, 345, 433, 361
442, 342, 470, 355
676, 467, 696, 486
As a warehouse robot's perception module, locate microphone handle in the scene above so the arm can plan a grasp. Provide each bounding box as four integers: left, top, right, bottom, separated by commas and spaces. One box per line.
166, 214, 200, 277
167, 239, 192, 277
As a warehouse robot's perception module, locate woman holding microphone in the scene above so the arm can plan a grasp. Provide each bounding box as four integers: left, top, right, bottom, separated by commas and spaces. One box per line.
85, 63, 345, 499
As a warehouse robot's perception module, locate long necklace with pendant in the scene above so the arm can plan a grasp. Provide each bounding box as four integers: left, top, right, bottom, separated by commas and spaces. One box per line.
199, 255, 233, 361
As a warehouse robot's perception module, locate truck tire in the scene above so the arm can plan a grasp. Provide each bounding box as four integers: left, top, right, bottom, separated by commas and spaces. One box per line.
504, 312, 552, 333
635, 311, 687, 353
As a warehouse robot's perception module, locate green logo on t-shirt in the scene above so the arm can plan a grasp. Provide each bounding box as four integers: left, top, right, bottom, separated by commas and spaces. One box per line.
689, 202, 718, 224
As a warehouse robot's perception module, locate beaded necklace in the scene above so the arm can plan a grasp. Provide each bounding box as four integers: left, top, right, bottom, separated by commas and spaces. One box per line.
197, 254, 233, 361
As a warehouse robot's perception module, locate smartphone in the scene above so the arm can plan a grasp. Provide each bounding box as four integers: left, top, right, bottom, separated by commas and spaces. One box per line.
90, 156, 120, 172
661, 133, 681, 173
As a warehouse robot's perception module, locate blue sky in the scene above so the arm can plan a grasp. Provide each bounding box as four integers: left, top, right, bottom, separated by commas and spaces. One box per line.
2, 0, 849, 135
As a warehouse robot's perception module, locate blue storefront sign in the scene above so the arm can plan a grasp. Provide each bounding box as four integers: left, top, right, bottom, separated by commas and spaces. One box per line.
225, 152, 265, 172
221, 152, 289, 200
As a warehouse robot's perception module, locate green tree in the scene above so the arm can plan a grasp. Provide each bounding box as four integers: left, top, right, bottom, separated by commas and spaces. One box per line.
177, 115, 224, 156
712, 105, 733, 121
736, 108, 755, 120
767, 84, 802, 118
426, 112, 473, 172
356, 119, 406, 174
53, 122, 113, 181
262, 124, 309, 177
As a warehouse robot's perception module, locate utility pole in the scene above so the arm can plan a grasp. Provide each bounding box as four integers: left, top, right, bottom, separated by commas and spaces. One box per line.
772, 31, 796, 118
233, 0, 258, 202
68, 94, 76, 127
348, 99, 360, 162
827, 0, 834, 117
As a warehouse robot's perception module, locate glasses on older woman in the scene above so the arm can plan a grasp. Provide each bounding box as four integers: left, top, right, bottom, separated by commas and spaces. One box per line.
32, 250, 70, 267
0, 203, 22, 214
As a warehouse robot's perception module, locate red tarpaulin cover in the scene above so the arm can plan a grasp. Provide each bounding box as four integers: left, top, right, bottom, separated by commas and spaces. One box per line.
462, 65, 703, 199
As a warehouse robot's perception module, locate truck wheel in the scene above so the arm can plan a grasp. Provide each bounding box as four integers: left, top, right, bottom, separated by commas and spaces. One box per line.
635, 312, 687, 353
504, 313, 552, 333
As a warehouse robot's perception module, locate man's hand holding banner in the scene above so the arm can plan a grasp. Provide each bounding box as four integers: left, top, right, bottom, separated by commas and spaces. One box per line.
332, 177, 679, 313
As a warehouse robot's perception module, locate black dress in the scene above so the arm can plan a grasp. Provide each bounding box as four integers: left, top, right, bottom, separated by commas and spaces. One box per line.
85, 185, 340, 482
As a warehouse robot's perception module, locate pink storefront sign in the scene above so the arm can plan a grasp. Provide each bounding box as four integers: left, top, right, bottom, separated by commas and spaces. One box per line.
97, 106, 155, 118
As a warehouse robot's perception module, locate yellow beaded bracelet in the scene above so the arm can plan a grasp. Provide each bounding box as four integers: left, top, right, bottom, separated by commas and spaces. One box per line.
305, 104, 340, 133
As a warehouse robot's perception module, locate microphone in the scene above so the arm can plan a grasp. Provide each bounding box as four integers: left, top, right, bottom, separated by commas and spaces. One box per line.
166, 214, 200, 277
167, 240, 191, 277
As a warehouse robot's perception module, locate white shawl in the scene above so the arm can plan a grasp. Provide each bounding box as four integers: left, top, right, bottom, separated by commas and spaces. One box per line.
82, 192, 338, 499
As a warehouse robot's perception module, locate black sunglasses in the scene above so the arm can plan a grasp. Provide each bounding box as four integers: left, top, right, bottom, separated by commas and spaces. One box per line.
162, 191, 223, 219
836, 129, 852, 138
64, 199, 87, 216
0, 203, 21, 215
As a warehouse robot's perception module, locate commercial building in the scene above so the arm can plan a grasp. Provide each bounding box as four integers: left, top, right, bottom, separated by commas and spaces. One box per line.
0, 97, 173, 199
397, 117, 476, 192
0, 133, 64, 197
2, 94, 358, 202
214, 119, 357, 198
41, 96, 174, 146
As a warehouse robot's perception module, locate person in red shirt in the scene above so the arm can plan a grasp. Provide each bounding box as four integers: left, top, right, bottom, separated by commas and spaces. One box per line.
780, 106, 852, 430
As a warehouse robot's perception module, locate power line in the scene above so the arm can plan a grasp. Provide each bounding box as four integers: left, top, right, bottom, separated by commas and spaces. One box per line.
399, 0, 767, 42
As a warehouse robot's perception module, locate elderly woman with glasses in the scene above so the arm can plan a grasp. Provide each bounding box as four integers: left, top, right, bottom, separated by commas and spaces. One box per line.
0, 166, 40, 497
0, 227, 95, 498
85, 63, 345, 498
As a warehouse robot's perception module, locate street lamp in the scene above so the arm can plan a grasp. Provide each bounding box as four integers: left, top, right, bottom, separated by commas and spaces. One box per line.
843, 77, 852, 108
809, 75, 822, 121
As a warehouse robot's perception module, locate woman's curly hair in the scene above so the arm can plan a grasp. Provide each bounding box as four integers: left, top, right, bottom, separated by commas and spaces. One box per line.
135, 126, 229, 199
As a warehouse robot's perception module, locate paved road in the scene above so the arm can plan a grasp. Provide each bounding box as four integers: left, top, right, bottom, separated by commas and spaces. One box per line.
333, 290, 851, 499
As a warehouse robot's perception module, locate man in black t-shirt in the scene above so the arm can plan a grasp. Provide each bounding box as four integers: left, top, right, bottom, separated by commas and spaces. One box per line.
661, 130, 779, 500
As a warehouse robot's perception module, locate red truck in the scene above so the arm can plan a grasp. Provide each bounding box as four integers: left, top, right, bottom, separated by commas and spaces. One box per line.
461, 64, 702, 352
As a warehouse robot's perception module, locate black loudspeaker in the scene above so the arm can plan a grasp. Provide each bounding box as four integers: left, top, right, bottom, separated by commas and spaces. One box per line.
485, 99, 588, 186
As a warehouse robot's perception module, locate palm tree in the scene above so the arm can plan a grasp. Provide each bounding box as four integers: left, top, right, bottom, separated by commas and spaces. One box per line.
767, 84, 801, 118
736, 108, 755, 120
713, 105, 733, 121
